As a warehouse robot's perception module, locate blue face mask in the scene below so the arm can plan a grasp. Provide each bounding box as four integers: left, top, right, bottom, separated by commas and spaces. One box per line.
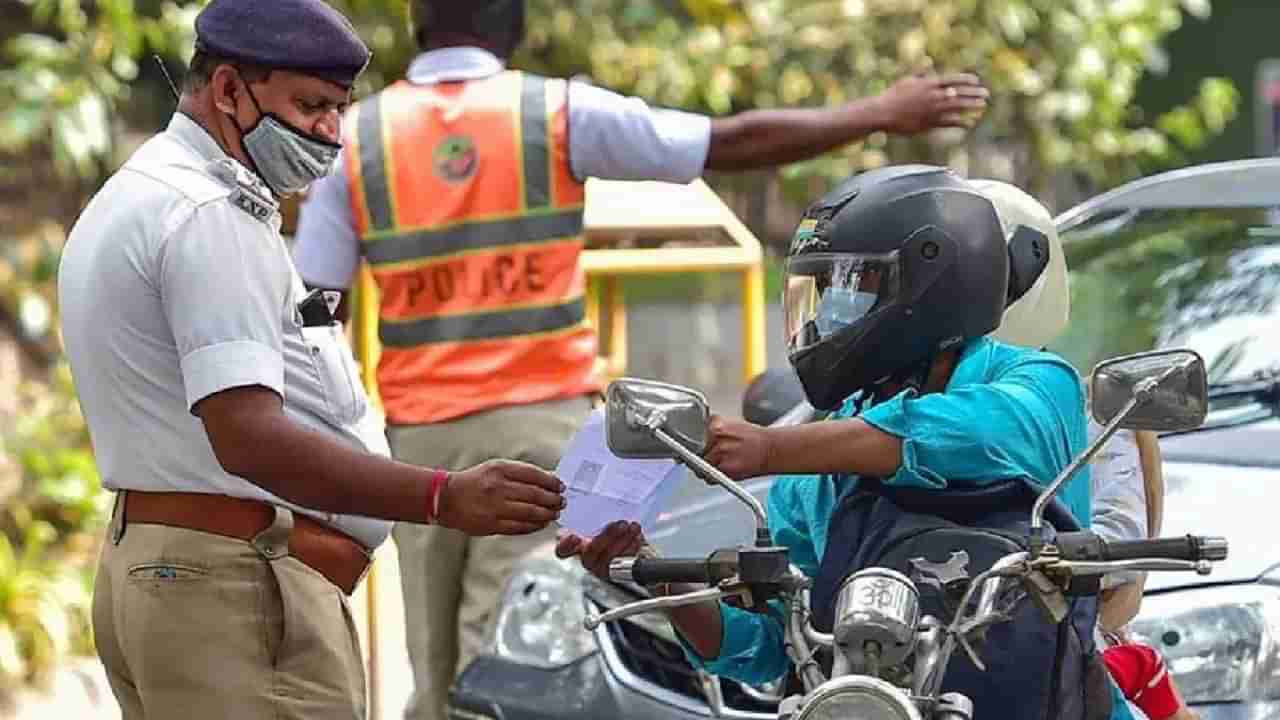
815, 287, 877, 337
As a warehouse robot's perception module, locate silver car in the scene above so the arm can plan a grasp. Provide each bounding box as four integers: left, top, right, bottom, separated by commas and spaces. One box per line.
449, 158, 1280, 720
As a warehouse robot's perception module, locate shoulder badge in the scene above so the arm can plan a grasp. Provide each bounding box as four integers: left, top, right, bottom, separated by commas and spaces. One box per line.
230, 187, 277, 223
207, 158, 279, 224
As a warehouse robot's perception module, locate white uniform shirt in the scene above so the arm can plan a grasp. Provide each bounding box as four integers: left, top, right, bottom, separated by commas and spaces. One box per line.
1090, 422, 1148, 543
293, 46, 713, 289
58, 113, 393, 549
1089, 421, 1149, 589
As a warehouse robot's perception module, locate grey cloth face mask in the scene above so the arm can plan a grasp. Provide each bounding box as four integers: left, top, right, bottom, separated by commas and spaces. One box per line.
242, 114, 341, 196
235, 80, 342, 197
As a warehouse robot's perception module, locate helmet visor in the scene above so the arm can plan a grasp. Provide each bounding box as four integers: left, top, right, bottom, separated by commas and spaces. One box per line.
784, 252, 901, 353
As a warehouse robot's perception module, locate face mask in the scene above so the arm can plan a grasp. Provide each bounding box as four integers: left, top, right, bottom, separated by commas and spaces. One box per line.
815, 287, 877, 337
232, 79, 342, 196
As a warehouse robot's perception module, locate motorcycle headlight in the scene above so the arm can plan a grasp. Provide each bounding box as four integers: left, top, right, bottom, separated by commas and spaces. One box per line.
490, 551, 598, 669
1129, 585, 1280, 705
795, 676, 922, 720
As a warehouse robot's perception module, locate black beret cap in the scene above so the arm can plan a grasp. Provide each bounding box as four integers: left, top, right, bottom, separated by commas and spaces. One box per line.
195, 0, 371, 88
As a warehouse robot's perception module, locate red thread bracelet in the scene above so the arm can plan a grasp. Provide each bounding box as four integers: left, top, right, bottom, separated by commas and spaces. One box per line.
427, 469, 449, 524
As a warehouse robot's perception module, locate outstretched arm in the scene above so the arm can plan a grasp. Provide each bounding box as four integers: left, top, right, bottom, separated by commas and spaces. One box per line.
705, 73, 988, 171
704, 356, 1090, 522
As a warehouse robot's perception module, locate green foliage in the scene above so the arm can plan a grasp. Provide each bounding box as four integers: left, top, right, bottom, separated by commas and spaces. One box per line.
327, 0, 416, 94
0, 0, 1242, 202
0, 0, 192, 695
0, 0, 198, 179
0, 226, 65, 363
515, 0, 1239, 202
0, 365, 105, 694
312, 0, 1244, 204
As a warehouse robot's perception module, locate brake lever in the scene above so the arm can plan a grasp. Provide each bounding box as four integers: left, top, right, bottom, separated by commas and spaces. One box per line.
1024, 569, 1071, 625
1017, 557, 1211, 629
1052, 558, 1213, 576
584, 584, 744, 630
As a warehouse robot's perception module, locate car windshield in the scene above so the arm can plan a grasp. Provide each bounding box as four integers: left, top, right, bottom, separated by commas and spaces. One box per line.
1050, 206, 1280, 390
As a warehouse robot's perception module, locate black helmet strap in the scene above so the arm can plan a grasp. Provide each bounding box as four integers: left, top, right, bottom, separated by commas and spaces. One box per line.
860, 347, 938, 411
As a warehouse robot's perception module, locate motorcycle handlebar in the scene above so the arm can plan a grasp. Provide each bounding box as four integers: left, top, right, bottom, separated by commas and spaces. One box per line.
1055, 532, 1228, 564
1106, 535, 1229, 562
610, 557, 713, 585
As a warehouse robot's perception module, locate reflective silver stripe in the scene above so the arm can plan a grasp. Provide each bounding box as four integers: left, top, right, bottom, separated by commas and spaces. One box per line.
357, 95, 394, 233
521, 73, 551, 210
363, 210, 583, 266
380, 298, 586, 347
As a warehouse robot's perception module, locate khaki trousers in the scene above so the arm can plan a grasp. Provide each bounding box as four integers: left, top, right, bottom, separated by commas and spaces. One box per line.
388, 395, 591, 720
93, 499, 366, 719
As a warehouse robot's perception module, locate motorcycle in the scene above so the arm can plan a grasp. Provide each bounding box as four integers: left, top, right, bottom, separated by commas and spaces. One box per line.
581, 348, 1227, 720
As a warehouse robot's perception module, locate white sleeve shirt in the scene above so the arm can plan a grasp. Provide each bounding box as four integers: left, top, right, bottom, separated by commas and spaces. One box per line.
1089, 421, 1150, 589
1090, 423, 1148, 543
160, 199, 290, 412
293, 47, 712, 290
59, 113, 392, 549
565, 80, 711, 184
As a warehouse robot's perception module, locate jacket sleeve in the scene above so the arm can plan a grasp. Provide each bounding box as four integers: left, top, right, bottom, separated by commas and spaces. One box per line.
673, 476, 821, 685
677, 600, 791, 686
858, 356, 1091, 525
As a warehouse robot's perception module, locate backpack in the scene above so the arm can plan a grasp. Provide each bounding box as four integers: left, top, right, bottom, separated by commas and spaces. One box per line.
809, 479, 1114, 720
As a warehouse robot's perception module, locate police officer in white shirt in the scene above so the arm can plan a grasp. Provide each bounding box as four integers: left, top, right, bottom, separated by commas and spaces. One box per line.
57, 1, 565, 718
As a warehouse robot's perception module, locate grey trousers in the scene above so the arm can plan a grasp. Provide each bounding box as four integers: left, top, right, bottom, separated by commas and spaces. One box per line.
388, 395, 592, 720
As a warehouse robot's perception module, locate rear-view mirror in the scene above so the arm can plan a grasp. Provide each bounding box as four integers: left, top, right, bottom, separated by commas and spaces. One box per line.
1090, 349, 1208, 432
606, 378, 710, 459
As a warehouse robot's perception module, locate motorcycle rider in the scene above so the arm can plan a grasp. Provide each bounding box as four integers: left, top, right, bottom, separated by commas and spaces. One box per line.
559, 164, 1112, 718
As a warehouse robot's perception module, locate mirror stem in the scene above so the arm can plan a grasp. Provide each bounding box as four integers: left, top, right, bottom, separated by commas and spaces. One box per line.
1029, 394, 1141, 553
1030, 359, 1190, 548
650, 425, 771, 540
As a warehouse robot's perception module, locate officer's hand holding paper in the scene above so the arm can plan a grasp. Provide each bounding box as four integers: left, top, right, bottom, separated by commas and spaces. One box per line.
554, 409, 685, 538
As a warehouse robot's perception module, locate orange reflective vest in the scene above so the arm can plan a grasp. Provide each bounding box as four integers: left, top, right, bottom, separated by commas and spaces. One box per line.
343, 71, 597, 425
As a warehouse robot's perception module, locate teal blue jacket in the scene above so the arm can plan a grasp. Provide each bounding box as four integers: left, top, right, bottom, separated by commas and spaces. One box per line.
680, 337, 1093, 685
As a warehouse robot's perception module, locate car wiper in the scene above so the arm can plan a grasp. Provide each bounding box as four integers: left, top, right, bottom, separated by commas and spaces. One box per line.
1162, 376, 1280, 436
1209, 378, 1280, 401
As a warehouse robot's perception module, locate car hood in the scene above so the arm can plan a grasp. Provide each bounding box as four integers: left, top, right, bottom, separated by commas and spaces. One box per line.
642, 460, 1278, 594
1144, 459, 1280, 591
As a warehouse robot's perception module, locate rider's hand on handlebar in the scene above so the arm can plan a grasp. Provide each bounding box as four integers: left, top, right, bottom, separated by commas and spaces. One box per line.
704, 415, 772, 481
555, 521, 646, 581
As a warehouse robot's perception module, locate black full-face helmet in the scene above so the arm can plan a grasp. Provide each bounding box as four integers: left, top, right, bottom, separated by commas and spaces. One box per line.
783, 165, 1009, 411
410, 0, 525, 57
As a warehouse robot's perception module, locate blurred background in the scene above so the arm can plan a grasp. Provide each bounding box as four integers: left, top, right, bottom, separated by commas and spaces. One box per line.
0, 0, 1276, 716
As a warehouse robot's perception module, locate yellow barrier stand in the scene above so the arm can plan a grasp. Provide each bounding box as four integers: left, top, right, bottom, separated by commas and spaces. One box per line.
353, 265, 383, 720
351, 177, 768, 720
581, 177, 768, 385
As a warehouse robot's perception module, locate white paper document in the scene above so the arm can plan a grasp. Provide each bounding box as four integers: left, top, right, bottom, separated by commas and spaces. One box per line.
555, 409, 687, 537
